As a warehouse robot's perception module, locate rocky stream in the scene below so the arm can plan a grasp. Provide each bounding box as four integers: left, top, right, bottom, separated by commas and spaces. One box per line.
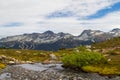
0, 63, 120, 80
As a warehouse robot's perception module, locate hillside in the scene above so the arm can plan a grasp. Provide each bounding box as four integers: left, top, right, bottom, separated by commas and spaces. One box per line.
92, 37, 120, 54
92, 37, 120, 48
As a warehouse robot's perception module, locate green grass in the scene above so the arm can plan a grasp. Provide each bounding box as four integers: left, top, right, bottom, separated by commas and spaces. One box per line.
61, 46, 120, 75
0, 49, 69, 63
0, 63, 6, 70
92, 37, 120, 49
62, 52, 120, 75
0, 49, 52, 62
82, 65, 120, 75
82, 55, 120, 75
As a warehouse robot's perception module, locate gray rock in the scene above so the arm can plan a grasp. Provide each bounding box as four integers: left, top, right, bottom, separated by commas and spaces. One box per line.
0, 64, 120, 80
0, 73, 12, 80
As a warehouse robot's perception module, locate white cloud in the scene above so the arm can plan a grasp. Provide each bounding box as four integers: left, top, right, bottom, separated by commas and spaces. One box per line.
0, 0, 69, 22
0, 0, 120, 38
47, 0, 120, 18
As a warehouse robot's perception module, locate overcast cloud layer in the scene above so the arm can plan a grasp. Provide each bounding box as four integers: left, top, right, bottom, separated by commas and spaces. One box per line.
0, 0, 120, 38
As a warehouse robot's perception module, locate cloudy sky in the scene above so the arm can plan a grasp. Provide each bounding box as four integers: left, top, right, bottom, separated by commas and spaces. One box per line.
0, 0, 120, 38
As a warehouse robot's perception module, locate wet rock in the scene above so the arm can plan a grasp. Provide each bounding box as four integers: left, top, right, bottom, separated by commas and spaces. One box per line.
26, 61, 33, 64
8, 61, 16, 65
0, 73, 12, 80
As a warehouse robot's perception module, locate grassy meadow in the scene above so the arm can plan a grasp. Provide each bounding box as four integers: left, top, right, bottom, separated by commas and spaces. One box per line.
0, 37, 120, 75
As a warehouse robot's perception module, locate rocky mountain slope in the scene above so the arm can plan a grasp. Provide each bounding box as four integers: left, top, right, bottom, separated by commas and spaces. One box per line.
0, 28, 120, 51
92, 36, 120, 54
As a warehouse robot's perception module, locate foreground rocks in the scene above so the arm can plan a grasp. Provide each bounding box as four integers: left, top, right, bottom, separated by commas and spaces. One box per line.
0, 63, 120, 80
0, 55, 33, 65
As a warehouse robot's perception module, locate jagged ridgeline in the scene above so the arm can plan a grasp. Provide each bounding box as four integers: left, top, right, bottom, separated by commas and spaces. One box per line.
0, 28, 120, 51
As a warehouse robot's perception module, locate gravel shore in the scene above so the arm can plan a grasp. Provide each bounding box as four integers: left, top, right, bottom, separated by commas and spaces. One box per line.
0, 63, 120, 80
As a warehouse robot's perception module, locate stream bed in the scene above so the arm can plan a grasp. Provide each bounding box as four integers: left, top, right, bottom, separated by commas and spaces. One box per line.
0, 63, 120, 80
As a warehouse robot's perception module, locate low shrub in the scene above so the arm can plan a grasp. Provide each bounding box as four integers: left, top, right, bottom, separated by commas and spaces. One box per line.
62, 47, 107, 69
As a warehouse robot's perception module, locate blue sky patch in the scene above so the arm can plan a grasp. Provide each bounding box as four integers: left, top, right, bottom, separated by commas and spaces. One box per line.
2, 22, 24, 27
46, 10, 74, 19
85, 2, 120, 20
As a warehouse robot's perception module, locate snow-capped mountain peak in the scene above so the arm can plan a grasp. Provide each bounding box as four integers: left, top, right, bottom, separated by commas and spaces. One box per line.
78, 29, 104, 40
110, 28, 120, 37
0, 28, 120, 51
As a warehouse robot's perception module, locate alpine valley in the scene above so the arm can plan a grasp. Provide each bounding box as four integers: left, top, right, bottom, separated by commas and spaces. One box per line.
0, 28, 120, 51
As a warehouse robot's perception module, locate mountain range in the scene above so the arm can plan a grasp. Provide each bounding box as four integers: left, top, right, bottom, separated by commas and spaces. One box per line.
0, 28, 120, 51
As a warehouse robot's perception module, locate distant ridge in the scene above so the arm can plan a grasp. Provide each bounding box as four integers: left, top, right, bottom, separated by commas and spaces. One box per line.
0, 28, 120, 51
